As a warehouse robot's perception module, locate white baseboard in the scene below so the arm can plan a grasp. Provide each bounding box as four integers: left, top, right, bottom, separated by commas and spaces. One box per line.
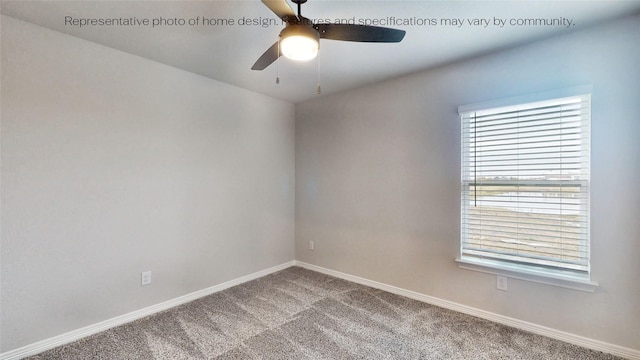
4, 260, 638, 360
294, 261, 640, 360
0, 261, 295, 360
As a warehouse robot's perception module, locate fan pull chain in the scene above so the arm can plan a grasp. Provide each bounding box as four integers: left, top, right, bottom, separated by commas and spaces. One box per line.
316, 49, 321, 94
276, 40, 280, 85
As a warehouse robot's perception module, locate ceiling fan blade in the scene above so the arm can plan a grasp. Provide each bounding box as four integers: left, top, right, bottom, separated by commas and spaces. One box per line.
315, 23, 406, 42
261, 0, 295, 20
251, 41, 281, 70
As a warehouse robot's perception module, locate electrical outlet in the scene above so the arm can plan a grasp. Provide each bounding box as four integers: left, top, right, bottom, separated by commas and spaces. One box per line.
496, 275, 508, 291
141, 271, 152, 286
309, 240, 315, 251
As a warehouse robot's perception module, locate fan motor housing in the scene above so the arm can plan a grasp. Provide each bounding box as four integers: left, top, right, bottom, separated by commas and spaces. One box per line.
279, 23, 320, 42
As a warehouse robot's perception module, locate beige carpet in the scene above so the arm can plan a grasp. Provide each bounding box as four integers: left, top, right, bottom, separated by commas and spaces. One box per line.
28, 267, 619, 359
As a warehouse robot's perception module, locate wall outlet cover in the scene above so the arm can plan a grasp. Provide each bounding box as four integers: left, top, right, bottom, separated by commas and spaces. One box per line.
497, 275, 508, 291
141, 271, 152, 286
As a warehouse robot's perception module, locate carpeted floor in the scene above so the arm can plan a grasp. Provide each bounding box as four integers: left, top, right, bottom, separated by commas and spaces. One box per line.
28, 266, 619, 359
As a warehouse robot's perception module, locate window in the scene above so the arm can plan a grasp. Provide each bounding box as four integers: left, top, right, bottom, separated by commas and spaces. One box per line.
458, 93, 593, 287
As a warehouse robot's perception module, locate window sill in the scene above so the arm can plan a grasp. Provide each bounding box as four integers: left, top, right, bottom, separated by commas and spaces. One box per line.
455, 257, 599, 292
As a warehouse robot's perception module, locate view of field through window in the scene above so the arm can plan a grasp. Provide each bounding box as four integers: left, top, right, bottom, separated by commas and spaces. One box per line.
466, 184, 586, 270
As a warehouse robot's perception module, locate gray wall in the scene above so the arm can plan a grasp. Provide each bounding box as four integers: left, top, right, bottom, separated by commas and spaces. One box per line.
296, 14, 640, 350
1, 16, 295, 352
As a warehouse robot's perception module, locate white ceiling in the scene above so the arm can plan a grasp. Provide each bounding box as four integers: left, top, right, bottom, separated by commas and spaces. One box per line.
2, 0, 639, 103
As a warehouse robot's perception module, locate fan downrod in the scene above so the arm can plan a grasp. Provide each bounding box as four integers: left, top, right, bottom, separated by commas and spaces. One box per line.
291, 0, 307, 18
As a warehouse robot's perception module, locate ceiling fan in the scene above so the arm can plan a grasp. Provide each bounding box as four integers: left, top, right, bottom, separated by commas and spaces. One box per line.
251, 0, 406, 70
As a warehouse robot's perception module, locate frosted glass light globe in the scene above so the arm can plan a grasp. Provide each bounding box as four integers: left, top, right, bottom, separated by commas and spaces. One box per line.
281, 35, 319, 61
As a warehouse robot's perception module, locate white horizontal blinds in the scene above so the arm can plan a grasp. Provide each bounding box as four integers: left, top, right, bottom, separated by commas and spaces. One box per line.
461, 95, 590, 273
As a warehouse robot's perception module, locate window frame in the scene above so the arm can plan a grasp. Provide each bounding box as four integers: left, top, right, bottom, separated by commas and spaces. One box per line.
456, 87, 598, 292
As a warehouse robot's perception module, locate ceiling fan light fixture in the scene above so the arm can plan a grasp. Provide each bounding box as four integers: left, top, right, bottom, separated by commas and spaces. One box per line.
280, 25, 319, 61
251, 0, 406, 71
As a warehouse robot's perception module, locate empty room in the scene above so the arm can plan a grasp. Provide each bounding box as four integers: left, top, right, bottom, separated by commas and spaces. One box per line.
1, 0, 639, 359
